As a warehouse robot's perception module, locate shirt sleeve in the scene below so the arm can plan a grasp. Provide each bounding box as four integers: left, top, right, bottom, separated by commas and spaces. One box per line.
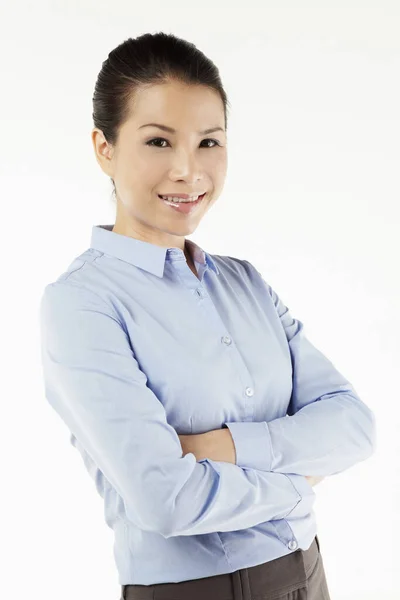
39, 281, 316, 539
224, 260, 377, 477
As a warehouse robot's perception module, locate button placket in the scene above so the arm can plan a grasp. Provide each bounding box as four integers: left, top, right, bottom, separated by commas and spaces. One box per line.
196, 288, 205, 298
174, 264, 256, 420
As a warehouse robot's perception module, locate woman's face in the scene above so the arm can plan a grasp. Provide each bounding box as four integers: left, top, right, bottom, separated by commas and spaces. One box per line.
92, 79, 228, 249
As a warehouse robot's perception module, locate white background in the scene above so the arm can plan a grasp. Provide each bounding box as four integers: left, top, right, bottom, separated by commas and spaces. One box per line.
1, 1, 399, 599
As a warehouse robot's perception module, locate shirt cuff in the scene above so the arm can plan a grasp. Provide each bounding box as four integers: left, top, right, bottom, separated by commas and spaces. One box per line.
223, 421, 273, 471
282, 473, 316, 519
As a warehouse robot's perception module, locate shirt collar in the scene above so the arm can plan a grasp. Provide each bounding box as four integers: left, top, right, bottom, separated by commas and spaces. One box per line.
90, 224, 220, 278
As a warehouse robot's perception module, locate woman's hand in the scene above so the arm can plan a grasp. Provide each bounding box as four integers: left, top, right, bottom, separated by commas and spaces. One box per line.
179, 429, 236, 464
178, 433, 205, 461
305, 475, 325, 486
179, 432, 325, 485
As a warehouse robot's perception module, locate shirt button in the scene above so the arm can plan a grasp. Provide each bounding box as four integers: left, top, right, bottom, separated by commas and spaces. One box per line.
245, 387, 254, 397
288, 540, 298, 550
222, 336, 232, 345
196, 288, 205, 297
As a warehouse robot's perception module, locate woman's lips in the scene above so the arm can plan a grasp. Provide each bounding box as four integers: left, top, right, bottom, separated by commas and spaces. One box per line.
159, 193, 206, 214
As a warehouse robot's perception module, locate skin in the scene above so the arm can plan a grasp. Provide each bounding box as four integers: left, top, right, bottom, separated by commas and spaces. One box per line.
179, 431, 324, 486
91, 78, 228, 267
91, 79, 324, 486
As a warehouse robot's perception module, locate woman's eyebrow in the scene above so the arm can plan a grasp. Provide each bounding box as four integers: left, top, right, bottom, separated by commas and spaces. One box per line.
138, 123, 225, 135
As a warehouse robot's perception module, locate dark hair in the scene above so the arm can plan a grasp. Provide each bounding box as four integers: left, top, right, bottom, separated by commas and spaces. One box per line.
92, 32, 230, 201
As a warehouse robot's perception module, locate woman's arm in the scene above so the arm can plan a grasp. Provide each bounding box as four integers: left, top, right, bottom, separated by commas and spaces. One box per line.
179, 431, 325, 486
179, 429, 236, 464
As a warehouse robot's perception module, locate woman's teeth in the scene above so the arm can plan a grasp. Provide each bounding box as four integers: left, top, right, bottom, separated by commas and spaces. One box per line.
159, 194, 202, 203
158, 193, 207, 213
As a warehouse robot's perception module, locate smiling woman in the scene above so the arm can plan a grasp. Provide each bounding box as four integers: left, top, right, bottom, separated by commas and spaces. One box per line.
91, 34, 229, 257
38, 30, 347, 600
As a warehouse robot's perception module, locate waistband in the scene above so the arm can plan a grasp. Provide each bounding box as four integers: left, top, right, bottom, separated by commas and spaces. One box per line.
121, 535, 321, 600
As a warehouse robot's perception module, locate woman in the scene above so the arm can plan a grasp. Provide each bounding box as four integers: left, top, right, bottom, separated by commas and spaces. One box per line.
39, 32, 376, 599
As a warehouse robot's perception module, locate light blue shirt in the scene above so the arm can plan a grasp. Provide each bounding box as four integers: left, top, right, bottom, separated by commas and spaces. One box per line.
38, 224, 376, 586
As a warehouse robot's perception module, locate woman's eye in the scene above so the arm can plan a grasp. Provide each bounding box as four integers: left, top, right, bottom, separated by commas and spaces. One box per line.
145, 138, 220, 148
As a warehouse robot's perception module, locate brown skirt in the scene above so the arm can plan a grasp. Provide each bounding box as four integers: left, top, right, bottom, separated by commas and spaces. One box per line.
121, 535, 331, 600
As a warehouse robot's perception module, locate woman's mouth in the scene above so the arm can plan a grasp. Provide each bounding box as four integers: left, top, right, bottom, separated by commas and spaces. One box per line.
158, 193, 206, 214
